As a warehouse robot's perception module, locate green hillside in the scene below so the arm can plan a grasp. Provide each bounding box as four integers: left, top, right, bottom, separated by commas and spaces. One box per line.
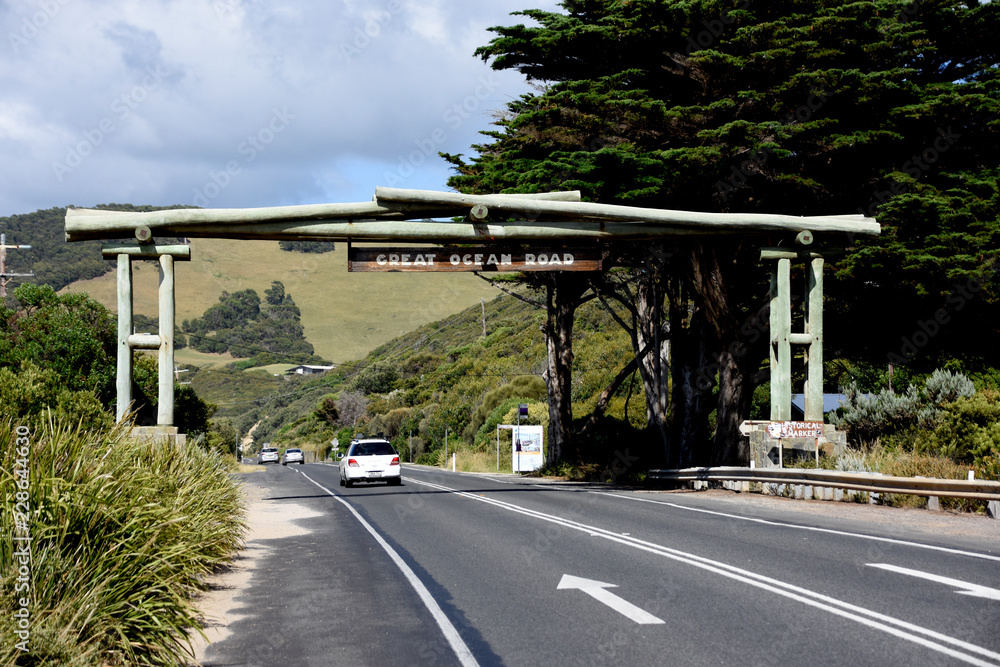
0, 204, 498, 364
211, 290, 649, 474
59, 237, 500, 364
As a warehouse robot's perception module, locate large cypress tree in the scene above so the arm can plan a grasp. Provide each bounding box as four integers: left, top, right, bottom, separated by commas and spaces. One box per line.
445, 0, 1000, 465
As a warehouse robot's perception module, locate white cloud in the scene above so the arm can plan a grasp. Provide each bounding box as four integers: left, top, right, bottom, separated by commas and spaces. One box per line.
0, 0, 560, 216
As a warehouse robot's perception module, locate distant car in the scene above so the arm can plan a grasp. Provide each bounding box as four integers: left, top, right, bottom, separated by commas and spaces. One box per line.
339, 438, 401, 487
259, 447, 279, 464
282, 448, 305, 465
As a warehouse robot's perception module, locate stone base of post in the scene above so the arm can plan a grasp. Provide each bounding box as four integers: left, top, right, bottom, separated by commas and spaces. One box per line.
131, 425, 187, 447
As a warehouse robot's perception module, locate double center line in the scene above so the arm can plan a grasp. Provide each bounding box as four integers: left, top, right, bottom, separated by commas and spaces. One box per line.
407, 477, 1000, 667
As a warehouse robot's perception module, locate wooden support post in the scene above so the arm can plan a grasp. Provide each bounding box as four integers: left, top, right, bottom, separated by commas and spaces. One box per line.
116, 254, 133, 422
157, 254, 175, 426
104, 243, 189, 430
770, 258, 792, 420
804, 256, 824, 422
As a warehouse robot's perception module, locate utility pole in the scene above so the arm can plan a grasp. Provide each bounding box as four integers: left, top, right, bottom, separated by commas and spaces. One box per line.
0, 233, 34, 299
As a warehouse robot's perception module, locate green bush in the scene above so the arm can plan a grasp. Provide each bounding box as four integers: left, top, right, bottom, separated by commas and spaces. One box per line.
463, 376, 547, 440
0, 363, 113, 435
0, 418, 245, 665
350, 362, 399, 395
830, 381, 922, 445
916, 390, 1000, 464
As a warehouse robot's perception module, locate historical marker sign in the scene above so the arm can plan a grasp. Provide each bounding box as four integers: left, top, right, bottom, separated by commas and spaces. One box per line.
347, 246, 602, 272
766, 421, 824, 438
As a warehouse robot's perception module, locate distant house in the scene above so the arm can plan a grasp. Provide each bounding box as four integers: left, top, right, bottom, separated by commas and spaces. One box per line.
288, 364, 335, 376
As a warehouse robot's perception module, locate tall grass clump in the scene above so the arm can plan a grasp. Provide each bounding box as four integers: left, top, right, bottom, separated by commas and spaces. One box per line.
0, 417, 246, 666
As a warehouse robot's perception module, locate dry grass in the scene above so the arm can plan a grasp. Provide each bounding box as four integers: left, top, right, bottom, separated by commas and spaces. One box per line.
60, 239, 500, 364
864, 446, 986, 512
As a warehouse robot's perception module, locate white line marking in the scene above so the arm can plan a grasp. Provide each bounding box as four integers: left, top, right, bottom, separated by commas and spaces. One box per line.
557, 574, 665, 624
595, 491, 1000, 563
868, 564, 1000, 601
407, 476, 1000, 666
296, 470, 479, 667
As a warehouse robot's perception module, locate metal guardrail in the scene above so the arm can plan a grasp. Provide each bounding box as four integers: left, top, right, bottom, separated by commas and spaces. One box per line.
648, 467, 1000, 502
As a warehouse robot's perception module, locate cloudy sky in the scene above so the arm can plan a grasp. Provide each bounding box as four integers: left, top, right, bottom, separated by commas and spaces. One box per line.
1, 0, 561, 218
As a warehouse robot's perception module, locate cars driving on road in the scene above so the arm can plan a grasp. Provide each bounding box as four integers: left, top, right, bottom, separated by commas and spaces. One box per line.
282, 448, 305, 465
339, 437, 401, 487
259, 446, 279, 464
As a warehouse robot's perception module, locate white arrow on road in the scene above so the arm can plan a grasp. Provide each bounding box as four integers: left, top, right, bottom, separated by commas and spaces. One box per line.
557, 575, 665, 624
867, 563, 1000, 601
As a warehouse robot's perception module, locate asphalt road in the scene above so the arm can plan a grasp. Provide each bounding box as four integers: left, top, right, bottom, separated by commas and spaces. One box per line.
200, 463, 1000, 667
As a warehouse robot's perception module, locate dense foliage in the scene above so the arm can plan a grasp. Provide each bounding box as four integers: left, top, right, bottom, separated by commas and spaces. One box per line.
444, 0, 1000, 464
0, 284, 218, 436
834, 369, 1000, 471
0, 204, 193, 294
278, 240, 335, 253
0, 284, 117, 404
182, 280, 324, 366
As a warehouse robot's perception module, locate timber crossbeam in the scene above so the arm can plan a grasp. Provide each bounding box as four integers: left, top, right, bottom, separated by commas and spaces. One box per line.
64, 188, 880, 243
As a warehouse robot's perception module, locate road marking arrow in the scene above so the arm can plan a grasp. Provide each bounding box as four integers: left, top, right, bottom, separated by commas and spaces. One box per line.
557, 575, 665, 624
867, 564, 1000, 601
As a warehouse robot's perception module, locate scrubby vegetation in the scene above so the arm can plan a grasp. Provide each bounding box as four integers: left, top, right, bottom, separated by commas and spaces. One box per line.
182, 281, 328, 368
832, 369, 1000, 476
0, 418, 244, 665
232, 291, 648, 477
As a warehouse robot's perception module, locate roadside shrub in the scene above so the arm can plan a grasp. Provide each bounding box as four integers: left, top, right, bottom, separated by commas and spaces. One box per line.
916, 390, 1000, 464
464, 376, 547, 441
472, 397, 545, 450
830, 382, 922, 445
0, 362, 113, 435
924, 368, 976, 405
832, 370, 983, 450
0, 418, 245, 666
350, 362, 398, 395
919, 369, 977, 424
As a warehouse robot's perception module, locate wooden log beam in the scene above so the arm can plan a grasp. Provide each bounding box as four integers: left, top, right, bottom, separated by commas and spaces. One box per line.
374, 187, 880, 236
64, 190, 582, 240
101, 243, 192, 260
68, 217, 876, 244
69, 218, 745, 243
66, 188, 878, 242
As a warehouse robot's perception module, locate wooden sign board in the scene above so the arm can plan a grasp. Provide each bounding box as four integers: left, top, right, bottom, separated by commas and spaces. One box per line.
766, 421, 824, 438
348, 246, 601, 272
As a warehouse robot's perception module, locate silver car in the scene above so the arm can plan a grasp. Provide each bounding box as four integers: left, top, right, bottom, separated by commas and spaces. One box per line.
258, 446, 279, 464
282, 448, 305, 465
339, 438, 401, 487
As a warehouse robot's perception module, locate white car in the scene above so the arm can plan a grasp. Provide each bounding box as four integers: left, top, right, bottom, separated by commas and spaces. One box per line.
339, 438, 401, 487
258, 446, 279, 464
282, 448, 305, 465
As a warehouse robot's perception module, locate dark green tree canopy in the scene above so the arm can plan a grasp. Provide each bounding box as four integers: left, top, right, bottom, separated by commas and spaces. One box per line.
447, 0, 1000, 372
182, 282, 317, 364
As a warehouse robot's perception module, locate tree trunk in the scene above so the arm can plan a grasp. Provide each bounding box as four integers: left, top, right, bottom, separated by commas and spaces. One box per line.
542, 273, 589, 466
632, 269, 671, 466
711, 341, 755, 465
667, 305, 713, 468
682, 243, 765, 466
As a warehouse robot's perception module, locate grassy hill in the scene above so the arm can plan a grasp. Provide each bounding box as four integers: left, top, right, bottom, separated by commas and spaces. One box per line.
231, 291, 647, 474
60, 238, 500, 364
